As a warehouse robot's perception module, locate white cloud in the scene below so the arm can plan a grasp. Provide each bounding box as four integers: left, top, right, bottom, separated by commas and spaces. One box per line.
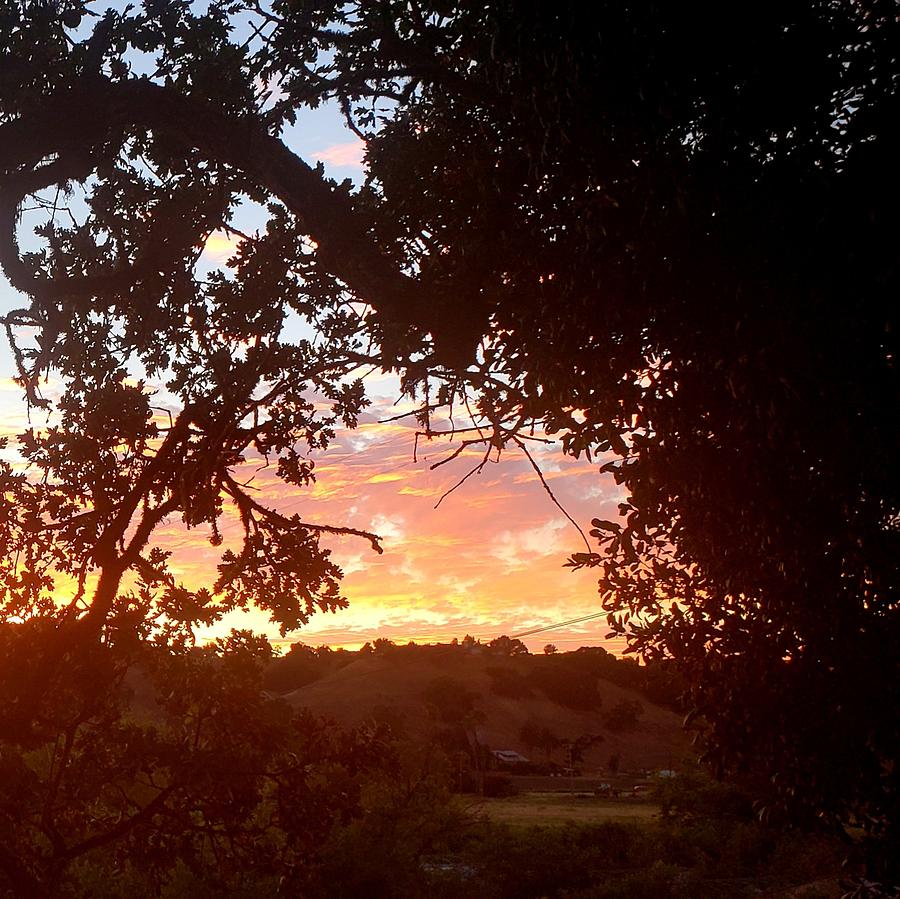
490, 519, 570, 571
369, 513, 405, 542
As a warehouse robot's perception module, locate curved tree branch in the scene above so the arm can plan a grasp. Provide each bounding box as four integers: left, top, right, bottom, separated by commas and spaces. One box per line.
0, 74, 487, 367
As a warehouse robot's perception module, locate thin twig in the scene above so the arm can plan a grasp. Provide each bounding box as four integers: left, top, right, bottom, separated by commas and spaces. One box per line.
428, 437, 484, 471
513, 436, 591, 552
379, 401, 442, 424
434, 444, 492, 509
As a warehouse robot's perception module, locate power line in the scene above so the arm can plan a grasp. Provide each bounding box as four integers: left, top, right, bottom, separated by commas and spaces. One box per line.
510, 610, 608, 640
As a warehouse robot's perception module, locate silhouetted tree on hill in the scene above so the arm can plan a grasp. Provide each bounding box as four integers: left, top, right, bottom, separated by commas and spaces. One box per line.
488, 635, 530, 656
422, 676, 481, 727
486, 665, 533, 700
519, 721, 561, 763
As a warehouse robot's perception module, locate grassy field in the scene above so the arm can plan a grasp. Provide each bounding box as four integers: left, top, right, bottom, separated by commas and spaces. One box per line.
473, 792, 661, 826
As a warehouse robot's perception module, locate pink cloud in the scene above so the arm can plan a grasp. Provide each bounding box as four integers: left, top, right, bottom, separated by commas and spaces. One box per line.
180, 417, 623, 651
312, 140, 367, 168
0, 335, 627, 653
26, 384, 626, 654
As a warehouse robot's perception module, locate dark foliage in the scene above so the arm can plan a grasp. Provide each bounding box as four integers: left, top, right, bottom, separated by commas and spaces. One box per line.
0, 625, 388, 896
486, 665, 534, 700
422, 676, 481, 727
262, 642, 354, 693
348, 4, 898, 870
655, 770, 756, 824
519, 721, 561, 762
442, 818, 843, 899
603, 699, 643, 733
527, 660, 603, 711
0, 0, 896, 886
487, 636, 530, 656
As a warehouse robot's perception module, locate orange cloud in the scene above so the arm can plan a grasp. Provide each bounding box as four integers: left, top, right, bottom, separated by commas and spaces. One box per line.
367, 472, 407, 483
0, 361, 626, 654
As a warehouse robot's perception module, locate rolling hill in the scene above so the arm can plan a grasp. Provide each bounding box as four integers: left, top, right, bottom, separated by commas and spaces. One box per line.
275, 644, 690, 773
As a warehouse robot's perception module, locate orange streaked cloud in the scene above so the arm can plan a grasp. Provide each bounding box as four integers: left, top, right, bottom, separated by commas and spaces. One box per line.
0, 365, 625, 653
181, 398, 624, 653
367, 472, 407, 484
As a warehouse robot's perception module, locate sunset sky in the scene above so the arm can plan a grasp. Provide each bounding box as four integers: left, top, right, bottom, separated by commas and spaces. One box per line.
168, 375, 624, 653
0, 101, 626, 655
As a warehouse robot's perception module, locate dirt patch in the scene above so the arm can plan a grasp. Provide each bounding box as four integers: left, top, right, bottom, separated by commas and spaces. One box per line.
473, 793, 661, 826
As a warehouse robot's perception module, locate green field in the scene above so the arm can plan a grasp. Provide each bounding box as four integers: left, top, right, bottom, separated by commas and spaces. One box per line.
473, 793, 661, 826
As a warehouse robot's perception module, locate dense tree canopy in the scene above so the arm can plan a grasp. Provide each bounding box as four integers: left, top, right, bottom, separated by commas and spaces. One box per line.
0, 0, 897, 890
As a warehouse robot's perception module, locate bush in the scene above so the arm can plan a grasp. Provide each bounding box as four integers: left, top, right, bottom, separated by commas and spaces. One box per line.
602, 699, 643, 732
261, 644, 322, 693
561, 861, 686, 899
527, 662, 602, 710
655, 770, 755, 823
483, 774, 518, 798
422, 677, 480, 725
486, 665, 533, 699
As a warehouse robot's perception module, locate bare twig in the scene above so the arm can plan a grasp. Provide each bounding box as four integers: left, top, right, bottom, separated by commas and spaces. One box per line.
513, 435, 591, 552
434, 443, 493, 509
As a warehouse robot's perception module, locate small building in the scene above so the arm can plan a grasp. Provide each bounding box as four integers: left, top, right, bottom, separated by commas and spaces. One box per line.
491, 749, 530, 770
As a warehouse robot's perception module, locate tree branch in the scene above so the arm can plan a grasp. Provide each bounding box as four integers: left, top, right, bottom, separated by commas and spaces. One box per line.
0, 74, 487, 367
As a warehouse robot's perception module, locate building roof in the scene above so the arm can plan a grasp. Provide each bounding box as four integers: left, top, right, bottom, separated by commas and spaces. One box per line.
492, 750, 530, 764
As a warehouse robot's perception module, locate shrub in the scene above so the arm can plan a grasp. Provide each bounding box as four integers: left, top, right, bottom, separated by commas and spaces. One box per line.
528, 662, 602, 710
602, 699, 643, 731
486, 665, 533, 699
483, 774, 518, 798
655, 770, 754, 823
423, 677, 481, 725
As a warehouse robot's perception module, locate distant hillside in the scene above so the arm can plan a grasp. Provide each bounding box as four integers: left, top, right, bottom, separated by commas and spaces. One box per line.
269, 641, 690, 773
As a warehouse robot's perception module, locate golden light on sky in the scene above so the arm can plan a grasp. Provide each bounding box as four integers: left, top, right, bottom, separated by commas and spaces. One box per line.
0, 120, 624, 656
173, 373, 624, 653
0, 346, 623, 652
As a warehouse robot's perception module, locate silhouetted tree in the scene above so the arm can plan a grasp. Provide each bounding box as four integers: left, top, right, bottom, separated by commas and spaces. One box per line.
563, 733, 603, 768
0, 626, 385, 895
519, 721, 561, 763
487, 635, 529, 656
486, 665, 533, 699
0, 0, 897, 885
422, 677, 480, 727
323, 3, 900, 872
528, 659, 602, 711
